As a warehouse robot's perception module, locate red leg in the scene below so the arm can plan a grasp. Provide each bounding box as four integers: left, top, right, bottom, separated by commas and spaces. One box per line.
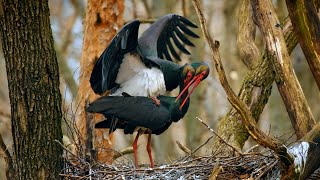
146, 132, 154, 168
150, 96, 161, 106
132, 132, 140, 168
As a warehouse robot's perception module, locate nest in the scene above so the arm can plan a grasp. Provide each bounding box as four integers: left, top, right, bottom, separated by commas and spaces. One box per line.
60, 151, 281, 179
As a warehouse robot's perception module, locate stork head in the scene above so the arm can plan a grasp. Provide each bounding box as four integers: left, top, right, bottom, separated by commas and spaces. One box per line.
176, 62, 210, 109
180, 64, 196, 86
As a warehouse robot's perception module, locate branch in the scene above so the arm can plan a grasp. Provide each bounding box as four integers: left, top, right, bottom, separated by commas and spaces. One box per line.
113, 147, 134, 160
192, 0, 291, 165
286, 0, 320, 90
182, 0, 189, 17
0, 132, 13, 178
55, 1, 80, 99
251, 0, 316, 138
237, 0, 260, 69
197, 117, 243, 155
132, 0, 137, 19
176, 140, 191, 155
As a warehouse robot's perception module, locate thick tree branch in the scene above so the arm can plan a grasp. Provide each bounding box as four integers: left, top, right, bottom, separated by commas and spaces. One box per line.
215, 18, 298, 150
251, 0, 316, 138
237, 0, 260, 69
192, 0, 291, 164
286, 0, 320, 90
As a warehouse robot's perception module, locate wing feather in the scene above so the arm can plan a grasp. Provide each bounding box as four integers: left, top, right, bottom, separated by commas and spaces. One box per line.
90, 20, 140, 95
138, 14, 199, 61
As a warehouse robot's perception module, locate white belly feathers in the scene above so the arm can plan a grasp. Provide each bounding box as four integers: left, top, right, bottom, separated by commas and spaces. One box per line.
112, 53, 166, 97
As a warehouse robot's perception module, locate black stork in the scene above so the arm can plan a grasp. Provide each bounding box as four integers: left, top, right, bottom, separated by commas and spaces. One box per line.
89, 14, 200, 103
86, 63, 210, 168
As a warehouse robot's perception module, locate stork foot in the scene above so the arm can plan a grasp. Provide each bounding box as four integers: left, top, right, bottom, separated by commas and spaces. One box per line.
150, 97, 160, 106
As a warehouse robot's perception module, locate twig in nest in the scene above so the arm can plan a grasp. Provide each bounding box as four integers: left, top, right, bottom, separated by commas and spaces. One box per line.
176, 140, 191, 155
113, 147, 134, 160
209, 165, 223, 180
192, 135, 214, 155
245, 144, 260, 153
196, 117, 243, 155
55, 139, 84, 163
255, 159, 279, 179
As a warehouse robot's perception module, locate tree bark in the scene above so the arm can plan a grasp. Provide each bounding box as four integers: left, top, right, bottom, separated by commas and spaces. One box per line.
0, 1, 63, 179
215, 19, 298, 150
251, 0, 316, 138
237, 0, 260, 69
286, 0, 320, 90
77, 0, 124, 163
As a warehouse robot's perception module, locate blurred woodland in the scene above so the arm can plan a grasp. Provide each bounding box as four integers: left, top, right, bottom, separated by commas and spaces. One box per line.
0, 0, 320, 179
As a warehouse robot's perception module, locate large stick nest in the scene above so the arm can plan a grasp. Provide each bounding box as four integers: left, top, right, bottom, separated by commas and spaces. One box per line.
60, 151, 281, 179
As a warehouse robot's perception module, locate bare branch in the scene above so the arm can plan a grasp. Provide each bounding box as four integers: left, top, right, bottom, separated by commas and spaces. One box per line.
182, 0, 189, 17
286, 0, 320, 90
132, 0, 137, 18
113, 147, 134, 160
176, 141, 191, 155
214, 16, 298, 151
251, 0, 316, 138
192, 0, 291, 165
197, 117, 243, 155
237, 0, 260, 69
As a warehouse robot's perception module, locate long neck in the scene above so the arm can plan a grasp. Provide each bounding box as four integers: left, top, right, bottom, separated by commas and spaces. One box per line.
158, 81, 190, 122
151, 58, 181, 91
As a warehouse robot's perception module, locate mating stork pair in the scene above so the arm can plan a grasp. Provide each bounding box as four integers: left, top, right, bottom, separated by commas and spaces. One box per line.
86, 14, 210, 168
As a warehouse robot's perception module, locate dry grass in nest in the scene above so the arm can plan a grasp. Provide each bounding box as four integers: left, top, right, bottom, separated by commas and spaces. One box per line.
59, 149, 281, 179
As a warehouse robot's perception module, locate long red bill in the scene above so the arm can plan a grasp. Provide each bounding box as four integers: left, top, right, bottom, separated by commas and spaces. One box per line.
179, 74, 203, 110
175, 76, 197, 102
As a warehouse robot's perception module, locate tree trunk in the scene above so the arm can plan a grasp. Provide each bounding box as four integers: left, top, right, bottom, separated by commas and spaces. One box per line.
286, 0, 320, 90
0, 1, 63, 179
77, 0, 124, 163
214, 19, 298, 150
251, 0, 316, 138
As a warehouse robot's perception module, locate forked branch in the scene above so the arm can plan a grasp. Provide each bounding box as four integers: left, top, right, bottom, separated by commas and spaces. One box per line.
192, 0, 292, 166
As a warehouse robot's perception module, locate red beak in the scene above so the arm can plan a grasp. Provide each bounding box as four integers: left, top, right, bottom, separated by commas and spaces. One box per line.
176, 74, 203, 110
175, 76, 197, 102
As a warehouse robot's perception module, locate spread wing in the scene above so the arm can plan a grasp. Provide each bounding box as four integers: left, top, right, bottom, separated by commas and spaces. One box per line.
90, 20, 141, 95
86, 96, 171, 131
138, 14, 199, 61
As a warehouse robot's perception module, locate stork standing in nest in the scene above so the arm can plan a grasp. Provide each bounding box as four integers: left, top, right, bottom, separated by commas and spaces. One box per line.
87, 63, 210, 168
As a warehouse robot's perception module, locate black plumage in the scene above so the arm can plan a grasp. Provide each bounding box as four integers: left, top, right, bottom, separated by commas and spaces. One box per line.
90, 14, 199, 96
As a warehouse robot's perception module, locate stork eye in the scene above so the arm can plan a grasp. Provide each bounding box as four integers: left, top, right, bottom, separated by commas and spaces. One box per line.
187, 72, 192, 80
